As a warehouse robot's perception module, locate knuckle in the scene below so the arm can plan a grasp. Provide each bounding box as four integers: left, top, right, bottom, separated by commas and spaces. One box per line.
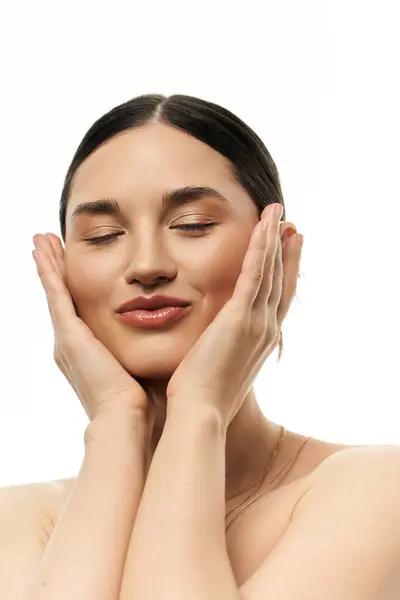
251, 268, 264, 287
240, 317, 253, 337
251, 315, 267, 338
230, 310, 249, 335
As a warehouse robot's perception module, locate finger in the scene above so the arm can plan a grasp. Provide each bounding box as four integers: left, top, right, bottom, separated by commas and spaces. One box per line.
38, 234, 81, 319
232, 218, 269, 309
281, 226, 297, 246
45, 232, 66, 280
249, 208, 281, 311
255, 221, 283, 312
33, 234, 62, 281
54, 349, 78, 394
280, 221, 297, 241
33, 243, 78, 337
276, 234, 303, 326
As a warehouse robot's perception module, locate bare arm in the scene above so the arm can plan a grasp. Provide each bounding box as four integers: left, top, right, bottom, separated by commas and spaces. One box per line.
22, 409, 150, 600
118, 405, 241, 600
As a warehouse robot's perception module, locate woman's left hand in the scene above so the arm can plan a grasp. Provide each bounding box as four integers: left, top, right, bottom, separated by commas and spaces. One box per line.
166, 203, 303, 431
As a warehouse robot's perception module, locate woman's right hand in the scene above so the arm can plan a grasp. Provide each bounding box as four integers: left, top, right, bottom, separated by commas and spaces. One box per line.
32, 232, 154, 427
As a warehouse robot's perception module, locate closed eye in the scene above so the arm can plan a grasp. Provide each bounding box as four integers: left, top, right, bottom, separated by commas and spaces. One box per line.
84, 223, 216, 246
173, 223, 216, 232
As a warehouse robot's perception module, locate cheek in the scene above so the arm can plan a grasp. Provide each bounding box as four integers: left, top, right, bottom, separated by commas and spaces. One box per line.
191, 235, 249, 305
64, 256, 111, 312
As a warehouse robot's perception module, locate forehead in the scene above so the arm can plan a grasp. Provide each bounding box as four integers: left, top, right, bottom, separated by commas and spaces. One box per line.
69, 122, 239, 208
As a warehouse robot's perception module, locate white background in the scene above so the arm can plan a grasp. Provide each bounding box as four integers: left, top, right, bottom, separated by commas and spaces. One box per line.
0, 1, 399, 487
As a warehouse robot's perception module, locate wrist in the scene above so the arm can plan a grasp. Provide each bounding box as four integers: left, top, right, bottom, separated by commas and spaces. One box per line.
85, 406, 152, 447
166, 394, 226, 437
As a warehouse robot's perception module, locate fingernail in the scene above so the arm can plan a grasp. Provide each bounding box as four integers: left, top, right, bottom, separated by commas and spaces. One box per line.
282, 228, 297, 243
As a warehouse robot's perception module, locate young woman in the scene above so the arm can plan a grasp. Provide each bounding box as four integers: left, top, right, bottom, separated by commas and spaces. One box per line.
3, 94, 399, 599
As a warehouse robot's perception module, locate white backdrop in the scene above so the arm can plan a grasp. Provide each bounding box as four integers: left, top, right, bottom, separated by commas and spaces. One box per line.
0, 0, 399, 488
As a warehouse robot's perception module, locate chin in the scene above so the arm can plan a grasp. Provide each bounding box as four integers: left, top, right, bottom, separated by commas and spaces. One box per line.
112, 345, 185, 381
91, 315, 205, 381
126, 363, 178, 380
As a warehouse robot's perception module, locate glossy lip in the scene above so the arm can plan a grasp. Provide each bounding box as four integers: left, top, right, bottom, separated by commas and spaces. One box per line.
118, 305, 191, 329
116, 294, 191, 313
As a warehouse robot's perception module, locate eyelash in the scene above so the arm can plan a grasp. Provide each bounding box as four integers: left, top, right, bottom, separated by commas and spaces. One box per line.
85, 223, 217, 246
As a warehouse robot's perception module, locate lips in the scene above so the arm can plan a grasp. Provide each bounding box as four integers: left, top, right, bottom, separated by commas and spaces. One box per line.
116, 294, 191, 313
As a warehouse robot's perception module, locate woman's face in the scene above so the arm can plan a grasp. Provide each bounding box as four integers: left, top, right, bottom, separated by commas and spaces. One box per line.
64, 122, 260, 380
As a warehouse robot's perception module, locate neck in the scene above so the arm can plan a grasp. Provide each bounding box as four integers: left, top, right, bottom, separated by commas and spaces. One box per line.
224, 389, 284, 501
140, 380, 284, 503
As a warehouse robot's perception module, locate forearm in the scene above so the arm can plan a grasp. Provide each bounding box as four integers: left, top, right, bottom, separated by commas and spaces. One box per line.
23, 409, 150, 600
119, 404, 242, 600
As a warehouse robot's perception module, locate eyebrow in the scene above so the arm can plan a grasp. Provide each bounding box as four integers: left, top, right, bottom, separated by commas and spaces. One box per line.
69, 186, 230, 222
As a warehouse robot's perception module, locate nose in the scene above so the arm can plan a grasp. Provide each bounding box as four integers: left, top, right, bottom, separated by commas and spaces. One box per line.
123, 233, 177, 287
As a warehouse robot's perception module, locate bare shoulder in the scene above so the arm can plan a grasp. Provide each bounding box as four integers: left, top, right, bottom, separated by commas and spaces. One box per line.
309, 444, 400, 484
0, 478, 67, 515
303, 442, 400, 486
0, 477, 75, 535
36, 476, 77, 522
274, 437, 399, 524
238, 446, 400, 597
50, 476, 77, 496
275, 432, 368, 487
292, 442, 400, 518
0, 479, 72, 598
